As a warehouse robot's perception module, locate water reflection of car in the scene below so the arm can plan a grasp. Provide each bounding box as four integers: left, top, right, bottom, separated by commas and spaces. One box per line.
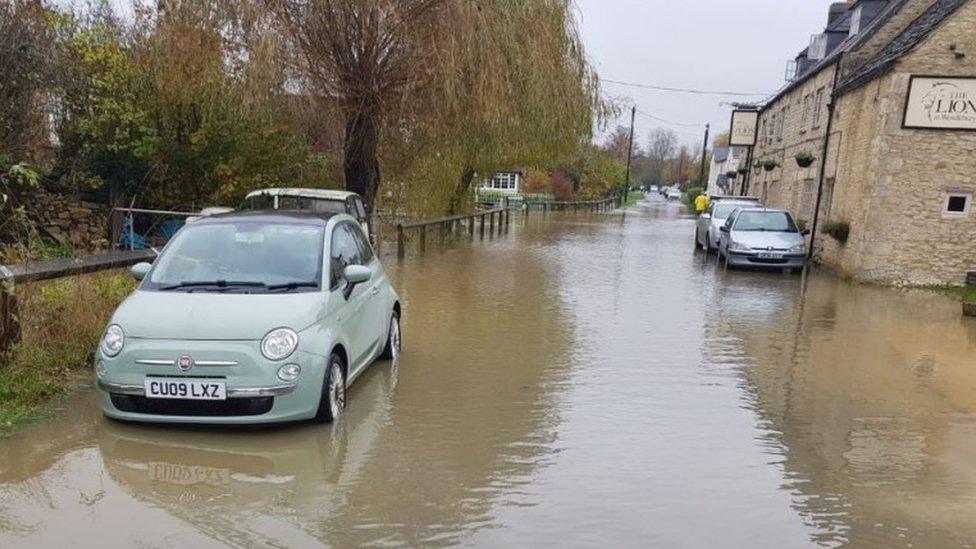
694, 197, 762, 253
666, 188, 682, 201
244, 188, 371, 237
95, 211, 402, 425
717, 208, 809, 272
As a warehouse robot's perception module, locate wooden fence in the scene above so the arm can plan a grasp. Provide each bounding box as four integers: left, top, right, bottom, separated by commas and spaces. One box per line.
0, 250, 154, 354
396, 208, 509, 259
522, 196, 621, 213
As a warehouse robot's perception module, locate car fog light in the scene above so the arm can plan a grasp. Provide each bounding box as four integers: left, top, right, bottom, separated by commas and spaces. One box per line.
95, 360, 107, 377
277, 363, 302, 382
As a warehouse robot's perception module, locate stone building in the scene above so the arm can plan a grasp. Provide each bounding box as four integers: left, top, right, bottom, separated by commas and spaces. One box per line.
745, 0, 976, 285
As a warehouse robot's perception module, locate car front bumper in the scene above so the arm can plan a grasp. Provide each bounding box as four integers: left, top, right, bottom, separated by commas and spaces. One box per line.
95, 340, 327, 425
726, 251, 806, 269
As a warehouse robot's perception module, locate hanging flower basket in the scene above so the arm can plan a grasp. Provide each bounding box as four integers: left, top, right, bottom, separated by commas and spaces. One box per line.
737, 165, 749, 175
794, 152, 816, 168
762, 160, 778, 172
725, 170, 738, 179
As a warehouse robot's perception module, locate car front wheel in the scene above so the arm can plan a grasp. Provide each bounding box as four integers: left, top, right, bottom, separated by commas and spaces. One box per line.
313, 354, 346, 424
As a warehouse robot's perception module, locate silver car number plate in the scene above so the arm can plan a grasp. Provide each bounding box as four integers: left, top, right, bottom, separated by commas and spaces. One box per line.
145, 378, 226, 401
758, 252, 784, 259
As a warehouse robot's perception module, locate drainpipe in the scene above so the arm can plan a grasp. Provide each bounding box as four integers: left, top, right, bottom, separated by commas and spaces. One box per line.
807, 64, 840, 262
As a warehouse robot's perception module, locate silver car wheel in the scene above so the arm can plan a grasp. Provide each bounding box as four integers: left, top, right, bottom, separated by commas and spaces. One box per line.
328, 364, 345, 419
390, 316, 401, 360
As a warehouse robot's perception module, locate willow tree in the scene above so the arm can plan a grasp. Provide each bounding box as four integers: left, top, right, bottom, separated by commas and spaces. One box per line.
268, 0, 603, 213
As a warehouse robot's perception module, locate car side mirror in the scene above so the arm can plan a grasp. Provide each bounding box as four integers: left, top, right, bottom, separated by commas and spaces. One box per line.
130, 262, 152, 281
343, 265, 372, 285
802, 229, 811, 236
701, 212, 711, 219
719, 226, 730, 233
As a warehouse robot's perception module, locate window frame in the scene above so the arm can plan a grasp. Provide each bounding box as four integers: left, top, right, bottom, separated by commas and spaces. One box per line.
943, 192, 973, 218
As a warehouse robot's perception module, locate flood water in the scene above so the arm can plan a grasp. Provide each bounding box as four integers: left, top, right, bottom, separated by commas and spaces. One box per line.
3, 195, 976, 547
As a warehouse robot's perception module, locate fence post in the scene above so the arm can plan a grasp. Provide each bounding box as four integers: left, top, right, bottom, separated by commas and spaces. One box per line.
468, 216, 475, 238
420, 225, 427, 253
0, 266, 19, 355
397, 224, 405, 259
480, 214, 486, 239
505, 208, 511, 228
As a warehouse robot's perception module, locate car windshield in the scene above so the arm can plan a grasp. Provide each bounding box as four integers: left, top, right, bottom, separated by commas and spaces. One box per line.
733, 211, 798, 232
145, 221, 324, 293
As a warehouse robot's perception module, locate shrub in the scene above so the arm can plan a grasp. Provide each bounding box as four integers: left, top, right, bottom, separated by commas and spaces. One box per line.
821, 220, 850, 243
0, 271, 135, 432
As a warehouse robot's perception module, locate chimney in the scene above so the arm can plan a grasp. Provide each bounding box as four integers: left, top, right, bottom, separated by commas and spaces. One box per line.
828, 1, 852, 26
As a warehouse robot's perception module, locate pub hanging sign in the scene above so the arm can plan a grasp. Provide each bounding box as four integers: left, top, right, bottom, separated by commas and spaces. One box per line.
903, 75, 976, 130
729, 110, 759, 146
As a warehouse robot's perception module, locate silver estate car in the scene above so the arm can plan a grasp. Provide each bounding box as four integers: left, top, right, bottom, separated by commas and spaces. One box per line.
695, 197, 762, 253
717, 208, 809, 271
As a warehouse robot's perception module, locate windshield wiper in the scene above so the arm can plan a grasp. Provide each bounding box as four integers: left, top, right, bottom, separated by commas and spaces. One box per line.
159, 280, 269, 292
267, 281, 319, 292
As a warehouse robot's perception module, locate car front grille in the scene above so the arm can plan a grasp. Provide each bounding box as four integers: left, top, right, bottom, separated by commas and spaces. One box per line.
110, 394, 274, 417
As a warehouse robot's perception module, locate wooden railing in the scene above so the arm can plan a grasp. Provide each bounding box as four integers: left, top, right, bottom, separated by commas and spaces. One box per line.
0, 250, 154, 354
522, 196, 620, 213
396, 208, 510, 259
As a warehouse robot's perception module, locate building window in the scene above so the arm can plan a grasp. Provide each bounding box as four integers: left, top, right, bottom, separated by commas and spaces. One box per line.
943, 192, 972, 217
849, 5, 863, 36
484, 172, 519, 191
812, 88, 825, 128
800, 95, 811, 131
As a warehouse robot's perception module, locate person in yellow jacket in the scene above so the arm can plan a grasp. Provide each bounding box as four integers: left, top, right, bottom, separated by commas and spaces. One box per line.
694, 193, 709, 214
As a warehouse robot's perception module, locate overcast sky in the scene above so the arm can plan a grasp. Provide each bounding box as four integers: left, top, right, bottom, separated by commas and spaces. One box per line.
575, 0, 837, 150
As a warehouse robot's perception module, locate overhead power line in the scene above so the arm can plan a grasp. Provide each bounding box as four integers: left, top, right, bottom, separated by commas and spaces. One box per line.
603, 78, 769, 97
635, 109, 702, 128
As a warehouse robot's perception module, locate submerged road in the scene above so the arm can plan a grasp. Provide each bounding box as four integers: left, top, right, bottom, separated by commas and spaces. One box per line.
2, 195, 976, 547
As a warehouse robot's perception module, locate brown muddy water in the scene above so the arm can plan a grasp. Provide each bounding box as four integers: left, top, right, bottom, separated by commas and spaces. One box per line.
3, 195, 976, 547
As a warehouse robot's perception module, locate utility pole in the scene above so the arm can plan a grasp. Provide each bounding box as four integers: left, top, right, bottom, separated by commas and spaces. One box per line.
624, 106, 636, 201
698, 123, 710, 190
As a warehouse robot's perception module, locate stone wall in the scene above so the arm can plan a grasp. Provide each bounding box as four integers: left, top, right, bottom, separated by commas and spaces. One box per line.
826, 0, 976, 285
750, 64, 838, 226
25, 189, 109, 251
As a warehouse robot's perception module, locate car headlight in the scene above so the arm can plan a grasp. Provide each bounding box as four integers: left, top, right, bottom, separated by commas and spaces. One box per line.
101, 324, 125, 357
261, 328, 299, 361
729, 241, 752, 252
789, 243, 807, 254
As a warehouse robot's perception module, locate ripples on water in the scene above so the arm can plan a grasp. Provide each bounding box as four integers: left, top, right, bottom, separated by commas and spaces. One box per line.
1, 196, 976, 547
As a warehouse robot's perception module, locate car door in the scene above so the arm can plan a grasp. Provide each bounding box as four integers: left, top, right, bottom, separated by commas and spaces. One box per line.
348, 222, 386, 355
697, 204, 713, 245
329, 222, 373, 371
719, 210, 737, 254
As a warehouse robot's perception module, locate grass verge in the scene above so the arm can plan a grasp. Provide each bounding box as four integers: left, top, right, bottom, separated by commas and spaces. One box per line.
0, 272, 135, 434
928, 285, 976, 303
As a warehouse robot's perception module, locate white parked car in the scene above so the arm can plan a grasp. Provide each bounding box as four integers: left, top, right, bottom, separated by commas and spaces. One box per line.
244, 188, 371, 237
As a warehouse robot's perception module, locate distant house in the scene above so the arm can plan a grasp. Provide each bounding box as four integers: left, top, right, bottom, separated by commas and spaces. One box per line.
478, 171, 523, 195
706, 146, 747, 197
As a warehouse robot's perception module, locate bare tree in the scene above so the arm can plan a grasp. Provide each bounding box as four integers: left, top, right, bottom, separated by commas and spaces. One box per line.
645, 128, 678, 185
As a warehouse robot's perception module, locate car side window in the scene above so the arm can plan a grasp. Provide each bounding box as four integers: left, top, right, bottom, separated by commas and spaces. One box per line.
348, 223, 374, 264
724, 212, 737, 230
330, 223, 362, 290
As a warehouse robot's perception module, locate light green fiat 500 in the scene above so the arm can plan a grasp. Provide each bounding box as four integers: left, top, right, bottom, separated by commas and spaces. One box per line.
95, 211, 401, 425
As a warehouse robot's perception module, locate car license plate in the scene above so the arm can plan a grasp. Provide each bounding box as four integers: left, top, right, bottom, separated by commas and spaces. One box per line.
144, 378, 226, 401
149, 461, 230, 486
758, 252, 784, 259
